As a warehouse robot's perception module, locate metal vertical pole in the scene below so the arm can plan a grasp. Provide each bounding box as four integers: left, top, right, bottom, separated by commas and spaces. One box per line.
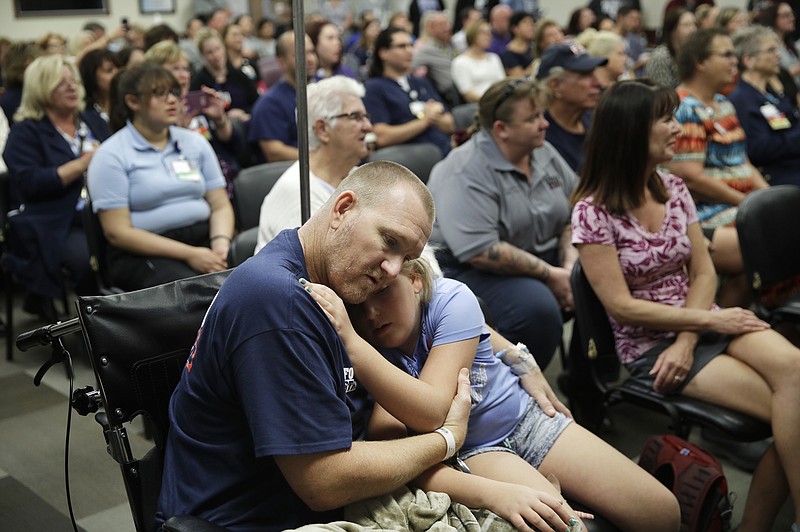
292, 0, 312, 223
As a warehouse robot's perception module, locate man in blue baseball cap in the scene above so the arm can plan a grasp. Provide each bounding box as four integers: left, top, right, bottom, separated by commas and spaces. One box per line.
536, 42, 607, 171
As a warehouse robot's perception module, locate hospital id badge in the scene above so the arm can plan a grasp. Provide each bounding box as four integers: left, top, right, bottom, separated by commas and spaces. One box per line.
409, 100, 425, 119
760, 103, 790, 130
171, 159, 202, 181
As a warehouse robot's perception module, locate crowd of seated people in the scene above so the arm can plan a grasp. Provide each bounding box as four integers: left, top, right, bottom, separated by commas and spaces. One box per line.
1, 2, 800, 529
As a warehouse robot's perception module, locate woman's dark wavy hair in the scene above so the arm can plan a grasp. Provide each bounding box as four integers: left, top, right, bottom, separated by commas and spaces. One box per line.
368, 27, 407, 78
566, 8, 590, 37
661, 7, 690, 56
79, 48, 118, 107
758, 2, 798, 58
573, 79, 679, 214
109, 63, 179, 132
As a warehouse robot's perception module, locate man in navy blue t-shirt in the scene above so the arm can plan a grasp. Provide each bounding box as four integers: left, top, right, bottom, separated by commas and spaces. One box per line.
156, 161, 472, 531
364, 27, 455, 157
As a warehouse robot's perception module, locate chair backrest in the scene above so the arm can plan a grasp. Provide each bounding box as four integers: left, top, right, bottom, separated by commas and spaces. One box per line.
77, 270, 232, 449
232, 161, 293, 231
450, 103, 478, 130
228, 226, 258, 267
570, 261, 622, 387
81, 195, 121, 294
368, 143, 442, 184
736, 185, 800, 311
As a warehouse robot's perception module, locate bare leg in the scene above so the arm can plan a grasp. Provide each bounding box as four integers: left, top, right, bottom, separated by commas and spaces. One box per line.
681, 330, 800, 526
538, 424, 681, 532
709, 227, 751, 308
708, 226, 743, 275
738, 445, 790, 532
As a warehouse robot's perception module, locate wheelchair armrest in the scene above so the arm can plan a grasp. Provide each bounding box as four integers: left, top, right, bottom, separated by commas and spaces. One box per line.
162, 515, 230, 532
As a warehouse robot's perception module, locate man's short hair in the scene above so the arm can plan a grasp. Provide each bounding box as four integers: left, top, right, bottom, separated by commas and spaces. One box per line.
324, 161, 435, 223
306, 76, 366, 151
676, 27, 728, 82
276, 31, 296, 60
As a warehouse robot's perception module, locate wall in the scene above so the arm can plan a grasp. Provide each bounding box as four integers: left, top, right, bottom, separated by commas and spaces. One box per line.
0, 0, 749, 42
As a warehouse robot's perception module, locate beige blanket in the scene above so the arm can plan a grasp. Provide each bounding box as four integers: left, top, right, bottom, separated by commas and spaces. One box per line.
288, 486, 514, 532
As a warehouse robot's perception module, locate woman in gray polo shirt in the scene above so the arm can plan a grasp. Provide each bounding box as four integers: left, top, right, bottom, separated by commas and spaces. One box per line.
428, 78, 577, 369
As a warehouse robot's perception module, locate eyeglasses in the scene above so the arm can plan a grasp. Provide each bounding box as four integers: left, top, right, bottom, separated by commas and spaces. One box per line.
710, 50, 736, 59
491, 78, 528, 122
151, 86, 182, 100
326, 111, 371, 123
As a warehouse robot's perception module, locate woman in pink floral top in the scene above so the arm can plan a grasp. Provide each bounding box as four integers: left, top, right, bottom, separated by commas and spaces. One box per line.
572, 80, 800, 531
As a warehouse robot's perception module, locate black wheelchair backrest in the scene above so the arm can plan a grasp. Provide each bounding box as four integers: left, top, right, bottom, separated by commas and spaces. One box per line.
77, 270, 232, 450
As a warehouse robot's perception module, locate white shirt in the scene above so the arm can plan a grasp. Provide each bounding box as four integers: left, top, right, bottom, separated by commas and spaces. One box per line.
451, 52, 506, 99
255, 160, 337, 253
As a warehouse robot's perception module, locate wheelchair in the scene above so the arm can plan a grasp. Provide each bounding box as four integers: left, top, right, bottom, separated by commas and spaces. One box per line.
17, 271, 232, 532
19, 268, 622, 532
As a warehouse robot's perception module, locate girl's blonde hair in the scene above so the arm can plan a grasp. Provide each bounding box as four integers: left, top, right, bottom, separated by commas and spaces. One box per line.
400, 246, 442, 304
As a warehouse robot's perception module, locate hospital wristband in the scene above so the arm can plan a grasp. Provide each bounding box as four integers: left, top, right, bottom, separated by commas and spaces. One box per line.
434, 427, 456, 461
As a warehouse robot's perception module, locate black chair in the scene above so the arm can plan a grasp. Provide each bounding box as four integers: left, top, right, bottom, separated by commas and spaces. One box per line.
735, 185, 800, 326
368, 143, 442, 184
569, 261, 771, 441
75, 271, 233, 532
228, 227, 258, 267
231, 161, 293, 232
0, 171, 14, 360
450, 103, 478, 130
81, 195, 124, 295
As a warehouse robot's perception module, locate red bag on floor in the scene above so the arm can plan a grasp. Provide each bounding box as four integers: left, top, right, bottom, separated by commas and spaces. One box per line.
638, 434, 733, 532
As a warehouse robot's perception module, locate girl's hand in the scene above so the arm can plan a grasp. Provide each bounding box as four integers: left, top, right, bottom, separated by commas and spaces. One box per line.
299, 279, 358, 345
517, 371, 572, 419
484, 482, 581, 532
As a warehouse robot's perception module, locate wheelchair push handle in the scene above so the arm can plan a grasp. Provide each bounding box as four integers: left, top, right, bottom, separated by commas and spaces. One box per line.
16, 317, 81, 352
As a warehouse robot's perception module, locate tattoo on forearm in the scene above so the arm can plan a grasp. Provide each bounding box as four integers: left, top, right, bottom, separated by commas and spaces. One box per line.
475, 242, 550, 279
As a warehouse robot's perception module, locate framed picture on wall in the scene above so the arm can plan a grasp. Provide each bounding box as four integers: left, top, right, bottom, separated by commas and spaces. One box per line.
139, 0, 176, 14
14, 0, 108, 17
